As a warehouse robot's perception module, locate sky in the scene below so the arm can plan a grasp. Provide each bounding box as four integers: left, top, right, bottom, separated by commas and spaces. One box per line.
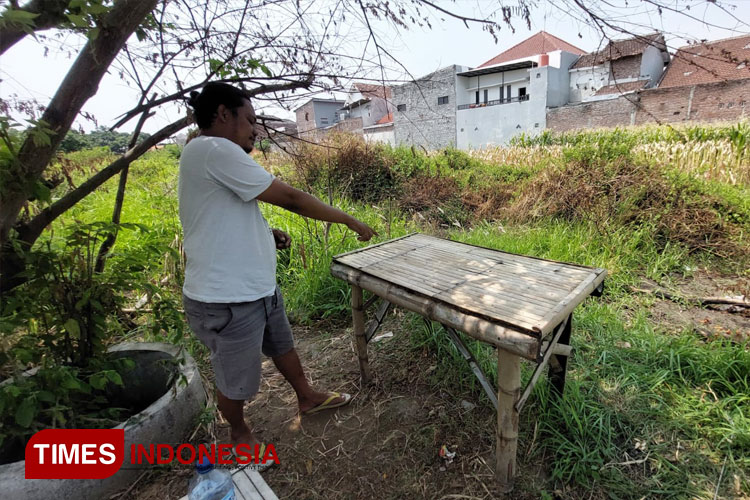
2, 0, 749, 133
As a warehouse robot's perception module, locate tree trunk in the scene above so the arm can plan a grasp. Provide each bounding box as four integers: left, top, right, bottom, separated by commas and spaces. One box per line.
0, 0, 158, 247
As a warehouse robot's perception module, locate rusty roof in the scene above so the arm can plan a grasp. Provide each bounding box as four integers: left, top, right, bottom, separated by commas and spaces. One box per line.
353, 82, 392, 100
659, 35, 750, 88
572, 33, 666, 69
478, 31, 585, 68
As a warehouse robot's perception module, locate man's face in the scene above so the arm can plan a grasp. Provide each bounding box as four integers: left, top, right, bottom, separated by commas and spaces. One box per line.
225, 99, 257, 153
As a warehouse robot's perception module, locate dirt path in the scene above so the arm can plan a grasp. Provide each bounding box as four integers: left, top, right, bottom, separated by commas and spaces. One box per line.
125, 271, 747, 499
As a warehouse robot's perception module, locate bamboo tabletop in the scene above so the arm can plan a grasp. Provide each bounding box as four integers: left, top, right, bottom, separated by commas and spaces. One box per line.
333, 233, 607, 336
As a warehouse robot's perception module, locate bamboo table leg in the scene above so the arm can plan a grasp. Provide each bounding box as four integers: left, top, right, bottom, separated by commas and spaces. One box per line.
496, 347, 520, 492
351, 284, 371, 384
549, 314, 572, 396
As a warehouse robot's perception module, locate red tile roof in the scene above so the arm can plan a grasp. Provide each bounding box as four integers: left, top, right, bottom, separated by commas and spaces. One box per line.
572, 33, 666, 69
478, 31, 585, 68
376, 113, 393, 125
353, 82, 392, 100
594, 80, 649, 95
659, 35, 750, 88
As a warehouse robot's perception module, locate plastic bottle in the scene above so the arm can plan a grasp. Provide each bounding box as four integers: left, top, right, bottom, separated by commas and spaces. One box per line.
187, 456, 236, 500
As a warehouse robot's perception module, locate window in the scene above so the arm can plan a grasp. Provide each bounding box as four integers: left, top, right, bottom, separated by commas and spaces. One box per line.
305, 112, 309, 121
506, 85, 511, 101
320, 117, 329, 125
397, 104, 406, 112
483, 89, 488, 103
475, 91, 479, 104
519, 87, 527, 101
438, 96, 449, 105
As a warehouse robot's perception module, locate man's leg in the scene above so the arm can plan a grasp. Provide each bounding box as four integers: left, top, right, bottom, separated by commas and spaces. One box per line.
272, 348, 348, 413
216, 389, 260, 446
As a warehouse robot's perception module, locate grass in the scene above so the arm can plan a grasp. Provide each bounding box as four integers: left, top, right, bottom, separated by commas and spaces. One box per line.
12, 123, 750, 498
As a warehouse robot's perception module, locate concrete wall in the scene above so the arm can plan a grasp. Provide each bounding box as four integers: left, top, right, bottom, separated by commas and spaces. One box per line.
393, 65, 459, 150
313, 101, 344, 128
364, 124, 395, 146
569, 64, 610, 103
640, 45, 665, 87
457, 93, 546, 148
546, 52, 579, 108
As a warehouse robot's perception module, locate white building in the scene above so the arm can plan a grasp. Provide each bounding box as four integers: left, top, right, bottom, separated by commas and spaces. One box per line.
454, 32, 585, 148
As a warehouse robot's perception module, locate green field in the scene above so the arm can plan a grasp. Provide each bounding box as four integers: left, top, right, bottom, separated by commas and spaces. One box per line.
3, 122, 749, 498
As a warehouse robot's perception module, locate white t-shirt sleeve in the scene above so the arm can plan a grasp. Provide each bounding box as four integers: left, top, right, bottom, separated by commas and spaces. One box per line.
205, 143, 274, 202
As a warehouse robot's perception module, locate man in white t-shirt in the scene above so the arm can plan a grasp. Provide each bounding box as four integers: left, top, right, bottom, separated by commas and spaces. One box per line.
179, 82, 375, 451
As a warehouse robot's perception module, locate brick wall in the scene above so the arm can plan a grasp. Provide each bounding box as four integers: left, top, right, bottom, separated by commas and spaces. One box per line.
547, 78, 750, 131
547, 96, 636, 132
637, 79, 750, 123
295, 101, 317, 138
393, 65, 457, 150
611, 55, 642, 81
328, 117, 364, 135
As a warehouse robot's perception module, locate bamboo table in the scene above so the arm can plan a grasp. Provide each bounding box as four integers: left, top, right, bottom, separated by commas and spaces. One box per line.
330, 233, 606, 491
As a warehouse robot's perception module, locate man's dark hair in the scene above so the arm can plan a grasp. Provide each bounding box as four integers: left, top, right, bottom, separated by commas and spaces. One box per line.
187, 82, 251, 129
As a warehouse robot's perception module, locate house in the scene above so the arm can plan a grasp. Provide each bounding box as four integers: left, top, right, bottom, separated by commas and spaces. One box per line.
337, 83, 393, 128
334, 83, 394, 145
568, 33, 669, 103
294, 98, 345, 139
392, 65, 465, 150
391, 32, 586, 150
547, 34, 750, 131
454, 31, 585, 148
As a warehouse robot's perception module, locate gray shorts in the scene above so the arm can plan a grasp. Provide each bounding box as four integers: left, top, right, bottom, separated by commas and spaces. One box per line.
183, 287, 295, 400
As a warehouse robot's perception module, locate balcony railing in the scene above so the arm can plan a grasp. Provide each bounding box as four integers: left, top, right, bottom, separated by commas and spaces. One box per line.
457, 94, 530, 110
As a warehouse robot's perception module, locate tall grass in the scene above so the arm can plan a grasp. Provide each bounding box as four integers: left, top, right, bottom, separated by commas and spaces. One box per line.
33, 122, 750, 498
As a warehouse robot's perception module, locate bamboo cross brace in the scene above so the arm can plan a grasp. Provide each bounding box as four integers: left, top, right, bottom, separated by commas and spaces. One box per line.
442, 324, 500, 411
365, 300, 392, 343
515, 315, 569, 413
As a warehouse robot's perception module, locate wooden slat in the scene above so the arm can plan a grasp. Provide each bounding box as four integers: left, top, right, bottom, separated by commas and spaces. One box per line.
363, 260, 552, 323
332, 233, 416, 260
231, 468, 262, 500
367, 254, 567, 311
533, 268, 608, 334
410, 233, 596, 276
245, 468, 278, 500
331, 262, 541, 359
178, 466, 277, 500
408, 246, 585, 290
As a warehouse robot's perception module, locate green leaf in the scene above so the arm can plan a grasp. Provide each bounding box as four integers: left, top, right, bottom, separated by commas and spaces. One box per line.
31, 180, 51, 203
0, 9, 40, 33
105, 371, 123, 386
61, 375, 81, 390
15, 396, 36, 427
89, 373, 106, 390
37, 391, 55, 403
65, 13, 89, 28
86, 27, 100, 41
64, 318, 80, 338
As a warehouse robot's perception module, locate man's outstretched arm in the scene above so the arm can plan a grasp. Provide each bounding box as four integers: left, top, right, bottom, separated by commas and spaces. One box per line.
257, 179, 376, 241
